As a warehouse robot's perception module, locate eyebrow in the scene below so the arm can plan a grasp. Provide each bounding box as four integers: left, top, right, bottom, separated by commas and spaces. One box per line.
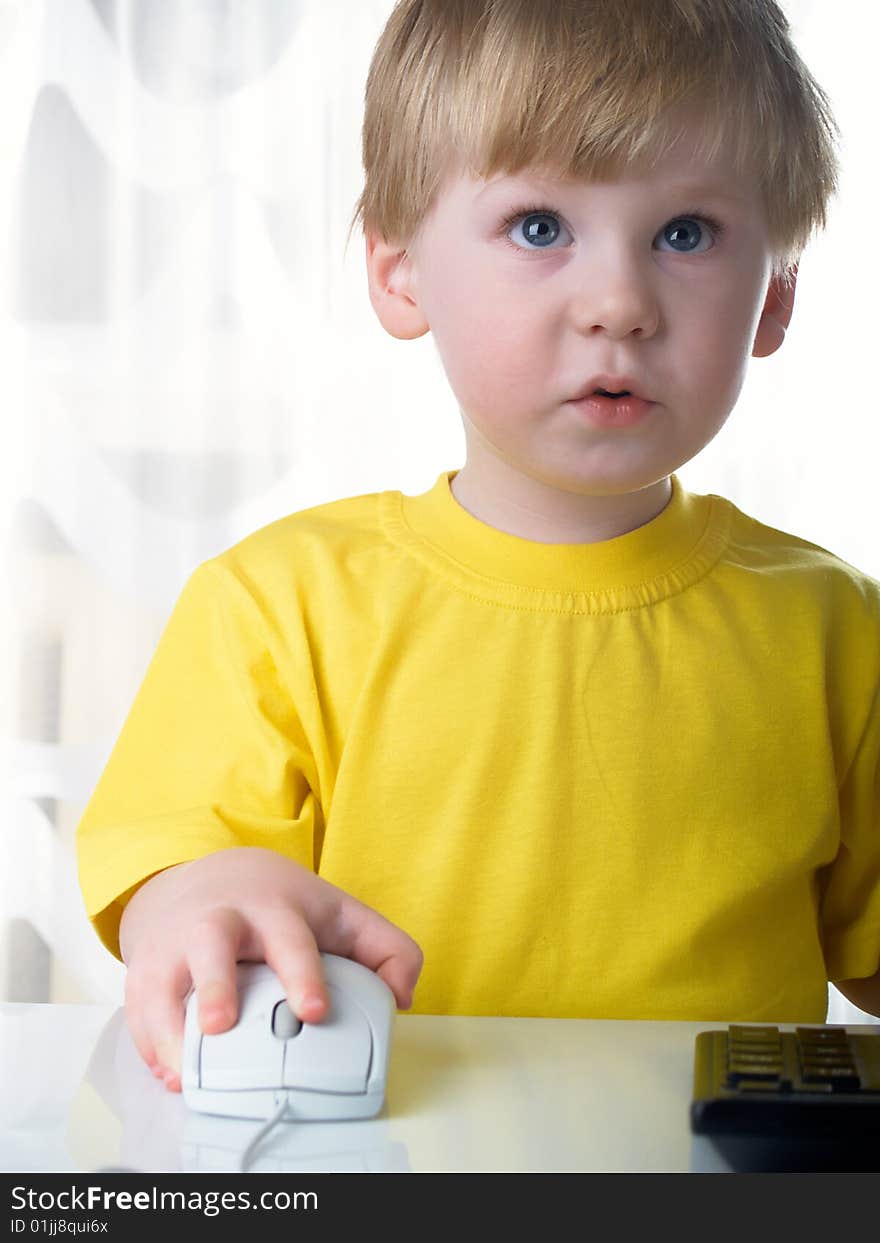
476, 174, 749, 206
475, 173, 558, 200
663, 182, 750, 205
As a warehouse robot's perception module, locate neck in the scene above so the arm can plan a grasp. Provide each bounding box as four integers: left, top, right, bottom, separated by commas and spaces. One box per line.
450, 460, 674, 545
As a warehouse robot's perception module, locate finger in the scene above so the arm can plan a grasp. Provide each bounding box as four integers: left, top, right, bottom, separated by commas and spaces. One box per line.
137, 960, 192, 1092
333, 895, 424, 1009
262, 912, 329, 1025
123, 973, 161, 1075
185, 907, 249, 1036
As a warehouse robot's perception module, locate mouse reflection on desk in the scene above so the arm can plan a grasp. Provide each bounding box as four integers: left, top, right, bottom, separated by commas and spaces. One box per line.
182, 956, 396, 1122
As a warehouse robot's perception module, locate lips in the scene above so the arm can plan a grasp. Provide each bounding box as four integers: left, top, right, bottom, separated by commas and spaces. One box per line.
571, 374, 648, 402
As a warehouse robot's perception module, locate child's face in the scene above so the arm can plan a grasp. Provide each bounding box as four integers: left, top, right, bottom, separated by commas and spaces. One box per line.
368, 120, 793, 512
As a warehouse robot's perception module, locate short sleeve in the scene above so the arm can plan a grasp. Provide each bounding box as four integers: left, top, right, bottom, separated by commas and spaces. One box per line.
75, 560, 322, 960
821, 679, 880, 982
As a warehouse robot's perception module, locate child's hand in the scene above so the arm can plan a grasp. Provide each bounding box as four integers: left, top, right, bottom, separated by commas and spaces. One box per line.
117, 846, 424, 1092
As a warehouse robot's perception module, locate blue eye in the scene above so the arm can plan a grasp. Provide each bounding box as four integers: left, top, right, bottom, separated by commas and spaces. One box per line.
499, 205, 724, 255
657, 217, 716, 254
502, 209, 570, 250
517, 213, 560, 247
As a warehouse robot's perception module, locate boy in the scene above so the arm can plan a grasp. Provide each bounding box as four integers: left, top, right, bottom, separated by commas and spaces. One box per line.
76, 0, 880, 1094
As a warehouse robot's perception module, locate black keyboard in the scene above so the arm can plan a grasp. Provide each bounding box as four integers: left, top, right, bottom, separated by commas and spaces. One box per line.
691, 1024, 880, 1142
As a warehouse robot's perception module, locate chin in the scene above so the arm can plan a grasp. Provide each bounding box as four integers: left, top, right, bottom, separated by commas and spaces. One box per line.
530, 461, 673, 498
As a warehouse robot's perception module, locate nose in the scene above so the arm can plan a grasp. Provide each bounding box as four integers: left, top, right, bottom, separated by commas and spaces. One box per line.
571, 250, 660, 340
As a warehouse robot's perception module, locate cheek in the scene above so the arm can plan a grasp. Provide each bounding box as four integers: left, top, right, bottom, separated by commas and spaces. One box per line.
682, 280, 764, 392
430, 284, 546, 408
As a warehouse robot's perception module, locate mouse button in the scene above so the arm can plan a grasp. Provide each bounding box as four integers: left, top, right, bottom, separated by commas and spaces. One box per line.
281, 987, 373, 1093
198, 1022, 286, 1091
192, 962, 292, 1091
320, 955, 396, 1032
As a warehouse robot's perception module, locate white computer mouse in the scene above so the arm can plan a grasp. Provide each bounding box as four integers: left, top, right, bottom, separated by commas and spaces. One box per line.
182, 955, 396, 1122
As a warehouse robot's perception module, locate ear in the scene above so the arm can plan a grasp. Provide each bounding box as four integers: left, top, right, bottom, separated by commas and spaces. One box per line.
752, 265, 798, 359
364, 231, 430, 340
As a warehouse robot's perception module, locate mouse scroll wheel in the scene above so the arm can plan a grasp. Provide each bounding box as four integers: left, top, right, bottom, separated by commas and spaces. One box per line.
271, 1000, 303, 1039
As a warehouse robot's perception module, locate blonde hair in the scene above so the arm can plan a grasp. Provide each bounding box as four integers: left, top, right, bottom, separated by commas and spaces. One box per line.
348, 0, 839, 282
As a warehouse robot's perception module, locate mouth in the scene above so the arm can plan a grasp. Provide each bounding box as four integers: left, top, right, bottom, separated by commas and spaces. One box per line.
571, 375, 648, 402
568, 377, 657, 429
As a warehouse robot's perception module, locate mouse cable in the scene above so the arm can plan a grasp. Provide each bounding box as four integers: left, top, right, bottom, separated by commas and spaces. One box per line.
237, 1095, 291, 1173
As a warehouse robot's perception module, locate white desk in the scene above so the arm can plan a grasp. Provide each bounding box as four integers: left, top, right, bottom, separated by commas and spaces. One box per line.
2, 1004, 877, 1174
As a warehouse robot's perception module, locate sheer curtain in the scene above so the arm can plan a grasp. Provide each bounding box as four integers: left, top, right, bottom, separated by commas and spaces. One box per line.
0, 0, 875, 1024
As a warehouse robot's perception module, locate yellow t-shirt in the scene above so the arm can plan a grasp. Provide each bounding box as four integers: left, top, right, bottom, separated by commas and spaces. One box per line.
76, 470, 880, 1022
